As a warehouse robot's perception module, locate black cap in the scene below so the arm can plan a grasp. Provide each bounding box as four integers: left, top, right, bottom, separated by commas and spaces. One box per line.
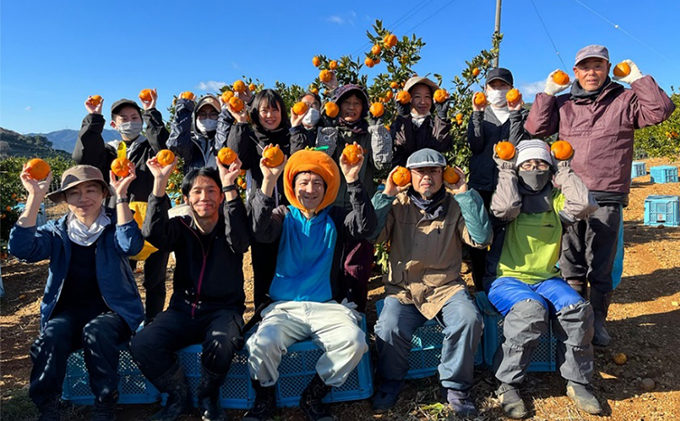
111, 99, 142, 119
486, 68, 514, 86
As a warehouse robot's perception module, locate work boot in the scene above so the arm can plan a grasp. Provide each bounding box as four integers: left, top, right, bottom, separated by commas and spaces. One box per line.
299, 374, 333, 421
496, 382, 528, 419
37, 396, 61, 421
590, 290, 612, 347
566, 381, 602, 415
566, 278, 587, 299
444, 388, 477, 417
92, 391, 118, 421
149, 363, 192, 421
197, 367, 227, 421
242, 380, 275, 421
372, 379, 404, 414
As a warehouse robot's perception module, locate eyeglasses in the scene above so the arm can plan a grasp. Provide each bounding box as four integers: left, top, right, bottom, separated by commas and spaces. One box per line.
411, 168, 442, 177
197, 111, 220, 120
519, 161, 550, 171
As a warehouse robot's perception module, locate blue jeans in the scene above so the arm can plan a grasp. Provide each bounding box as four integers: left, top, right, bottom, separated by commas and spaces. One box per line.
374, 290, 483, 390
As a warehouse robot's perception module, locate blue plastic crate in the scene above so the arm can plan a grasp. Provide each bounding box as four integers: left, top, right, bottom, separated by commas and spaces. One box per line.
644, 195, 680, 227
172, 317, 373, 409
631, 161, 646, 179
476, 292, 557, 372
650, 165, 678, 184
62, 345, 159, 404
375, 299, 483, 380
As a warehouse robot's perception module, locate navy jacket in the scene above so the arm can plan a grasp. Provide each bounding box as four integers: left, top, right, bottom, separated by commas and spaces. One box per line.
8, 209, 145, 332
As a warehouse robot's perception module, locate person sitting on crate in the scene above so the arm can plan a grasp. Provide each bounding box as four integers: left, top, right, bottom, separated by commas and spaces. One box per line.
130, 156, 250, 421
243, 147, 376, 421
9, 164, 145, 421
485, 139, 602, 418
370, 148, 492, 417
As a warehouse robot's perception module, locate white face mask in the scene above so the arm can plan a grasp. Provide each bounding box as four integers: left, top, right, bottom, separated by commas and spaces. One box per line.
196, 118, 218, 134
486, 88, 510, 107
302, 108, 320, 127
116, 121, 143, 139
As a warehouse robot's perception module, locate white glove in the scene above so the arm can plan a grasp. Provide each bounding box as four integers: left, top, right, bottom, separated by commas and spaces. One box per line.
613, 59, 643, 85
544, 69, 571, 96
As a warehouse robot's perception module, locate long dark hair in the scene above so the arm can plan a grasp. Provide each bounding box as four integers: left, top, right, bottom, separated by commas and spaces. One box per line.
249, 89, 288, 131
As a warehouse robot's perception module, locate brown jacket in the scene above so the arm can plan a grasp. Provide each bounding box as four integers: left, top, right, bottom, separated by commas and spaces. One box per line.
373, 189, 492, 319
525, 76, 675, 195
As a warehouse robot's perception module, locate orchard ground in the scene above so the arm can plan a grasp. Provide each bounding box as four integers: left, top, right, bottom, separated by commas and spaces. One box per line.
2, 157, 679, 421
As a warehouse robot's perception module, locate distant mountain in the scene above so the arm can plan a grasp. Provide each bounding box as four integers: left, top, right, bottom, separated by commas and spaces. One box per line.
0, 128, 72, 159
27, 129, 119, 154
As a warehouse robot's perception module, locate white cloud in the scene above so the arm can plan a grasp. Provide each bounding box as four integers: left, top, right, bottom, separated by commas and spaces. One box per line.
231, 62, 240, 70
326, 10, 357, 25
520, 80, 546, 98
25, 106, 32, 112
196, 81, 226, 92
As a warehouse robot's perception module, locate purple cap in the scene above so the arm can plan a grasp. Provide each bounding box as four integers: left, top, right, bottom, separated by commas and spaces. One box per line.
574, 45, 609, 66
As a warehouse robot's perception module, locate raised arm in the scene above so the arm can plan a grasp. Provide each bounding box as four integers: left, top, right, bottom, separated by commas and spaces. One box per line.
553, 155, 599, 225
142, 155, 181, 251
141, 89, 169, 153
251, 146, 287, 242
73, 96, 112, 173
490, 151, 522, 222
339, 148, 377, 238
216, 155, 251, 253
166, 97, 196, 162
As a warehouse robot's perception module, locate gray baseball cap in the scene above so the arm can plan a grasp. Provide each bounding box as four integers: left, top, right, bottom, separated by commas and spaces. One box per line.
574, 45, 609, 66
406, 148, 447, 169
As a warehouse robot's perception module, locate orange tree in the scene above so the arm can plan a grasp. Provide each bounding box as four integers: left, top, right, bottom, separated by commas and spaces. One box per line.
634, 89, 680, 160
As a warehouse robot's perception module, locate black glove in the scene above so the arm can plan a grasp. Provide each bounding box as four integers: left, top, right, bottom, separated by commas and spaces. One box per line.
395, 99, 411, 117
434, 99, 450, 120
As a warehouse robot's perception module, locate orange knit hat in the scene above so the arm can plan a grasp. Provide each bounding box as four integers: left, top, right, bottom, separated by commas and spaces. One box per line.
284, 149, 340, 212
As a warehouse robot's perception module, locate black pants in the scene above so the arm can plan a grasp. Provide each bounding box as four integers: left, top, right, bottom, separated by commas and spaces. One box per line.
130, 301, 243, 383
29, 306, 131, 408
131, 250, 170, 323
251, 241, 278, 309
469, 189, 493, 291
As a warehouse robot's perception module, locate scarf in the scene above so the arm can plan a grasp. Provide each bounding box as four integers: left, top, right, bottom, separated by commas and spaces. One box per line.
338, 117, 368, 134
490, 106, 510, 124
408, 186, 447, 219
253, 124, 290, 152
570, 76, 611, 100
67, 208, 111, 247
517, 181, 553, 214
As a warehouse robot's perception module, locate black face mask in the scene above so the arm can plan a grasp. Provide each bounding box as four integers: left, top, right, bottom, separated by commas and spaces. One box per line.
518, 170, 551, 192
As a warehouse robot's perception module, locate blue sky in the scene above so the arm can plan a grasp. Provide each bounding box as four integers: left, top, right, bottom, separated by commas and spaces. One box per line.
1, 0, 678, 134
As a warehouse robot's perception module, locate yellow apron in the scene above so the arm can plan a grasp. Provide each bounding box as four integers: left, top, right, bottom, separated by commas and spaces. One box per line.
129, 201, 158, 261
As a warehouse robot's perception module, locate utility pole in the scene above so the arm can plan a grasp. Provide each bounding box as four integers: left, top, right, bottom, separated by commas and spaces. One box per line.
494, 0, 502, 67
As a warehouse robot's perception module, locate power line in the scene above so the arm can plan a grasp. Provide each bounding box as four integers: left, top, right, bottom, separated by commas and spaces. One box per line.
528, 0, 568, 71
403, 0, 459, 35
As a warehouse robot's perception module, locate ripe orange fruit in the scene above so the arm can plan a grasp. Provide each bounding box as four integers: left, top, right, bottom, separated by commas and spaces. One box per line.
472, 67, 481, 77
483, 59, 489, 65
139, 89, 154, 102
391, 166, 411, 187
329, 60, 338, 70
180, 91, 195, 100
249, 83, 257, 92
156, 149, 175, 167
370, 102, 385, 118
229, 96, 244, 112
342, 144, 364, 165
390, 81, 399, 89
292, 102, 309, 115
90, 95, 102, 106
433, 89, 449, 103
312, 56, 321, 67
233, 80, 246, 92
218, 147, 237, 165
613, 61, 631, 77
263, 145, 284, 168
495, 141, 516, 160
473, 92, 487, 107
221, 90, 234, 103
455, 113, 464, 121
552, 70, 570, 86
396, 91, 411, 104
239, 169, 247, 176
325, 102, 339, 118
239, 180, 247, 190
373, 57, 381, 65
310, 87, 319, 95
26, 158, 50, 180
319, 69, 333, 83
443, 166, 460, 184
168, 182, 175, 190
506, 88, 521, 103
384, 34, 398, 48
371, 44, 382, 55
364, 57, 375, 68
551, 140, 574, 160
384, 90, 394, 101
111, 158, 132, 177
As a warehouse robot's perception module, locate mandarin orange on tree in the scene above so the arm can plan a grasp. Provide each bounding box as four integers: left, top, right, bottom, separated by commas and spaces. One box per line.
342, 144, 363, 165
156, 149, 175, 167
552, 70, 570, 85
263, 146, 284, 168
26, 158, 50, 180
371, 44, 382, 55
390, 81, 399, 89
495, 141, 516, 160
384, 34, 398, 48
369, 102, 384, 118
472, 68, 480, 77
324, 102, 339, 118
613, 61, 631, 77
364, 57, 375, 68
218, 147, 237, 165
551, 140, 574, 160
329, 60, 338, 70
392, 167, 411, 187
396, 91, 411, 104
292, 102, 309, 115
312, 56, 321, 67
111, 158, 132, 177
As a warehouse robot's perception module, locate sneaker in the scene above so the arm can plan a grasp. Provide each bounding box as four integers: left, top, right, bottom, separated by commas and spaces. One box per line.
243, 382, 275, 421
444, 388, 478, 417
299, 375, 333, 421
495, 383, 527, 419
372, 380, 404, 414
566, 381, 602, 415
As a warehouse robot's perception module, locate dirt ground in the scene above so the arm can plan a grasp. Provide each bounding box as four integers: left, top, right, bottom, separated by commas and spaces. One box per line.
2, 158, 679, 420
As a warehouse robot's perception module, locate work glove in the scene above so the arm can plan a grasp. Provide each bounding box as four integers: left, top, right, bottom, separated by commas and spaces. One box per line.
544, 69, 571, 96
493, 144, 517, 171
612, 59, 643, 85
434, 99, 450, 120
395, 98, 411, 117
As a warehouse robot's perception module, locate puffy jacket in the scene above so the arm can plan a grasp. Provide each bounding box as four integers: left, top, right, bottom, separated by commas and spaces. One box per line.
392, 114, 453, 167
73, 110, 168, 203
168, 97, 223, 172
8, 210, 145, 332
525, 76, 675, 195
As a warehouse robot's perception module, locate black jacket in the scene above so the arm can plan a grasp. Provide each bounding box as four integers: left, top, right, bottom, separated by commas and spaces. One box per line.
391, 114, 453, 167
73, 110, 168, 203
143, 194, 250, 316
